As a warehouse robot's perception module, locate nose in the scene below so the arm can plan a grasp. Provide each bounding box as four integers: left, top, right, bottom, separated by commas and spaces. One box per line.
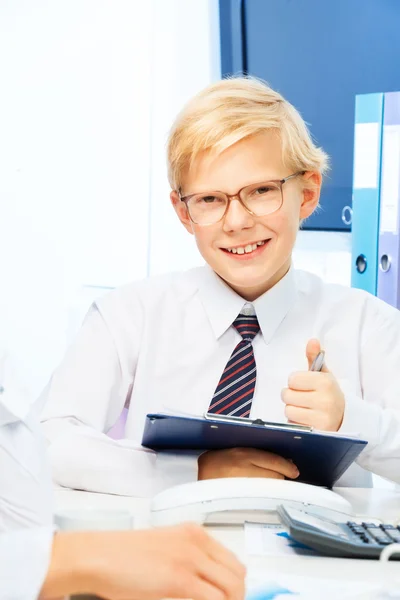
222, 197, 255, 232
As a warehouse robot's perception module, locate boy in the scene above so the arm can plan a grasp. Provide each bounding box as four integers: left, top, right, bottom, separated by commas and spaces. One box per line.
40, 77, 400, 495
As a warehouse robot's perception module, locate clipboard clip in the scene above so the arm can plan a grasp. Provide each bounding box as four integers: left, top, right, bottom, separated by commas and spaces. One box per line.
204, 412, 313, 432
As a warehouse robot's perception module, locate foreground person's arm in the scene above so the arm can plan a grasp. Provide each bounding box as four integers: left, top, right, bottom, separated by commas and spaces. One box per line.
41, 524, 246, 600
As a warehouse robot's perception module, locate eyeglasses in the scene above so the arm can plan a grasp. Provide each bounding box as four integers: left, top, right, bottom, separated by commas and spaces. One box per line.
179, 171, 305, 226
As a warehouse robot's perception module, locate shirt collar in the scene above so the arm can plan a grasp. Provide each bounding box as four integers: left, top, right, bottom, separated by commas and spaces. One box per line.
197, 265, 297, 344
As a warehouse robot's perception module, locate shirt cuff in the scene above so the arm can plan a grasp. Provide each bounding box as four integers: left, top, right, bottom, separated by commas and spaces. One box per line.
339, 393, 381, 449
0, 527, 53, 600
155, 451, 201, 493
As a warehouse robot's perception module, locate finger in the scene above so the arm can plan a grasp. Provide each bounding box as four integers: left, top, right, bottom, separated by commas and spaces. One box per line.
180, 533, 245, 600
287, 371, 325, 391
196, 555, 246, 600
306, 338, 329, 373
197, 527, 246, 578
246, 464, 287, 479
284, 404, 314, 427
281, 387, 315, 408
178, 573, 226, 600
249, 450, 299, 479
306, 338, 321, 369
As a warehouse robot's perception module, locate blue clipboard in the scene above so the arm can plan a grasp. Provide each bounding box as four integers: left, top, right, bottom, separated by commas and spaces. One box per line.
142, 413, 367, 488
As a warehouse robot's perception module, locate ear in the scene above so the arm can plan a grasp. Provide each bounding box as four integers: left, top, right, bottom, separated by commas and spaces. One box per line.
299, 171, 322, 220
170, 191, 194, 235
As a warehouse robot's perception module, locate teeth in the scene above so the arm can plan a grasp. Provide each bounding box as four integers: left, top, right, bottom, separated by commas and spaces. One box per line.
227, 240, 267, 254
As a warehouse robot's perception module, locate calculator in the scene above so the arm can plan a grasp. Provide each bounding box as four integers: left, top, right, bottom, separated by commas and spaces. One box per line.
278, 504, 400, 559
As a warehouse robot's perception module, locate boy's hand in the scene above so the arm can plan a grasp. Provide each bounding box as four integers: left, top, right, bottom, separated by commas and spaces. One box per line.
281, 339, 345, 431
198, 447, 300, 480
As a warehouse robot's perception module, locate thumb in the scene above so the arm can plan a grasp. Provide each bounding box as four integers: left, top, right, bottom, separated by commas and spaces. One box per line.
306, 338, 328, 372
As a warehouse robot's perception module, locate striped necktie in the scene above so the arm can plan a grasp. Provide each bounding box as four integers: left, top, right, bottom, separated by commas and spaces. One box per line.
208, 313, 260, 418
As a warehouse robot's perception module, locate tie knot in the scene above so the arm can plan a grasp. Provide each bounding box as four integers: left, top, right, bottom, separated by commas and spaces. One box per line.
233, 314, 260, 341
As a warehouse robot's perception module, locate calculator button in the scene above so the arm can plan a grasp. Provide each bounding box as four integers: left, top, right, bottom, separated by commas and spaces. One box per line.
374, 536, 392, 545
387, 534, 400, 543
381, 524, 397, 530
362, 522, 380, 529
364, 528, 381, 536
347, 522, 364, 530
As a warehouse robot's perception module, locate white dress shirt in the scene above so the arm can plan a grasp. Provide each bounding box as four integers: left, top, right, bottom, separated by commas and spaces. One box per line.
40, 266, 400, 496
0, 381, 53, 599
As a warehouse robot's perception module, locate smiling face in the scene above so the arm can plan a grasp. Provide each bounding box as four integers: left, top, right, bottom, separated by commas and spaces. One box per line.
171, 131, 321, 301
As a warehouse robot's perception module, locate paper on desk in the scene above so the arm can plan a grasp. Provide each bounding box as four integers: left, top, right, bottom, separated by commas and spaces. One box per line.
246, 571, 382, 600
245, 523, 318, 557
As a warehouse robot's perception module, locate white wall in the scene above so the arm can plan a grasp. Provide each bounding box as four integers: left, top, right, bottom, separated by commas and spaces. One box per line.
293, 231, 351, 285
0, 0, 223, 394
147, 0, 221, 275
0, 0, 153, 395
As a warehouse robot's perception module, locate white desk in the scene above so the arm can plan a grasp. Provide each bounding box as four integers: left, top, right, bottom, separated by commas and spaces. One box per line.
55, 487, 400, 591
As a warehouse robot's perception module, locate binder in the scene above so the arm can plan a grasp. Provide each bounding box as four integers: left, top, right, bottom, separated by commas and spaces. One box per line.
351, 93, 384, 295
142, 413, 367, 488
377, 92, 400, 308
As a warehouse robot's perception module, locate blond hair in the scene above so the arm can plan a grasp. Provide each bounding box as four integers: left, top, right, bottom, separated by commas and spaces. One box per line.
167, 76, 329, 191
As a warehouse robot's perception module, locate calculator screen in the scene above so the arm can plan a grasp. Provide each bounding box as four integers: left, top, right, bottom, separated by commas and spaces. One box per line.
287, 508, 346, 537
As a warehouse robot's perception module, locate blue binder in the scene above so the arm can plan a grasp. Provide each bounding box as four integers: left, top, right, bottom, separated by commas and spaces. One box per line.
377, 91, 400, 308
351, 93, 384, 294
142, 414, 367, 489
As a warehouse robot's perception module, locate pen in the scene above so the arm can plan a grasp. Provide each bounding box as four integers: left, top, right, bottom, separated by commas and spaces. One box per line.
310, 350, 325, 372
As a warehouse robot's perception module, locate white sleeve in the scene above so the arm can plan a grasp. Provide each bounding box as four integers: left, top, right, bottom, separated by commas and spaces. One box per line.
0, 392, 54, 599
340, 300, 400, 483
40, 305, 163, 497
0, 403, 53, 531
0, 527, 53, 600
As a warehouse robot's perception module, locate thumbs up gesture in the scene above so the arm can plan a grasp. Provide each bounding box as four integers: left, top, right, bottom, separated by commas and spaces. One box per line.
281, 339, 345, 431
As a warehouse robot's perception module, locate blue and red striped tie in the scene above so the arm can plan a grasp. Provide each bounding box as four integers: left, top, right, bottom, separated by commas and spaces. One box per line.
208, 313, 260, 418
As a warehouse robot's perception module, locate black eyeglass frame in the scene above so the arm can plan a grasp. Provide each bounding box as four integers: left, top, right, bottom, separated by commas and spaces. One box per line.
178, 170, 306, 225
